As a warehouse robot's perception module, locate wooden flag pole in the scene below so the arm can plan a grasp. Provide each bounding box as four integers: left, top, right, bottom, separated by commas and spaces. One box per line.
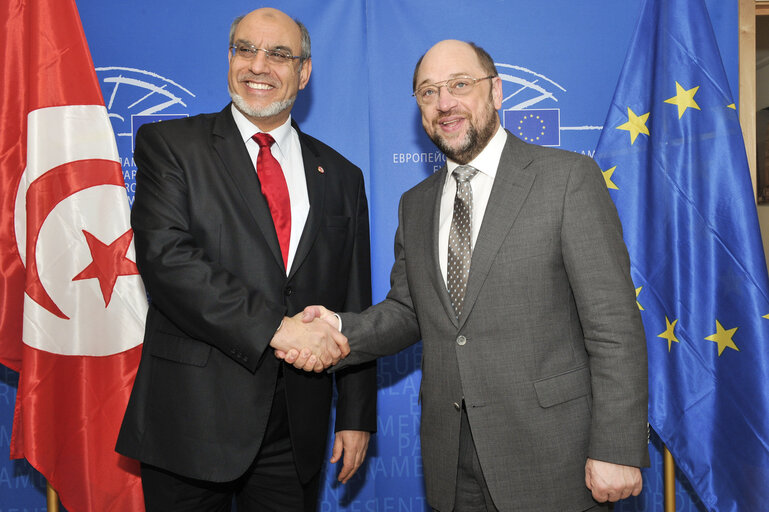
663, 445, 676, 512
47, 481, 60, 512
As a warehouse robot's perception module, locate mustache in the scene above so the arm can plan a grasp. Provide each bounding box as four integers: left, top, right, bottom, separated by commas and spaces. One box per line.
436, 109, 469, 123
238, 72, 278, 87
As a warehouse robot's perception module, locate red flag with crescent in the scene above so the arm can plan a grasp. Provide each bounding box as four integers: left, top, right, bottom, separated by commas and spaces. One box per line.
0, 0, 147, 510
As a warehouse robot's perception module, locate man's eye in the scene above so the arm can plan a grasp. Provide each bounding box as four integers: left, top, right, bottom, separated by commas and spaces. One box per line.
269, 50, 290, 60
238, 46, 253, 56
422, 87, 437, 97
453, 80, 471, 89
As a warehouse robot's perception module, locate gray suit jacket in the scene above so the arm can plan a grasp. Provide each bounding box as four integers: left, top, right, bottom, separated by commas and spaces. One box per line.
339, 131, 648, 512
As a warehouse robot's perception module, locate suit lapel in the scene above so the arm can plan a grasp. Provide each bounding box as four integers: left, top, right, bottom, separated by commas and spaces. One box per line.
288, 125, 325, 279
423, 166, 459, 327
212, 106, 284, 270
459, 133, 536, 329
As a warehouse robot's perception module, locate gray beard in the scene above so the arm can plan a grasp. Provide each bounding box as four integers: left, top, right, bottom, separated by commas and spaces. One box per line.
432, 125, 480, 165
431, 116, 496, 165
230, 91, 295, 119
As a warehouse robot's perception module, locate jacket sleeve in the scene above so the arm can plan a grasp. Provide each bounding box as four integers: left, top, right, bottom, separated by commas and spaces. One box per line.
338, 194, 423, 367
333, 171, 378, 432
561, 155, 649, 467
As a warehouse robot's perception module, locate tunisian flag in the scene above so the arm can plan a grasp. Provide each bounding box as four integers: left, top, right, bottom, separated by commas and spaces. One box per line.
0, 0, 148, 510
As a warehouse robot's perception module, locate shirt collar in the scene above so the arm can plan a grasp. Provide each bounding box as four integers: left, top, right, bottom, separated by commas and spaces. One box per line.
446, 124, 507, 179
230, 104, 293, 155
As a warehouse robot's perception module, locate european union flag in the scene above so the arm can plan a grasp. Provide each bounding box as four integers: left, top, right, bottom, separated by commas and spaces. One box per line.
504, 109, 560, 146
594, 0, 769, 510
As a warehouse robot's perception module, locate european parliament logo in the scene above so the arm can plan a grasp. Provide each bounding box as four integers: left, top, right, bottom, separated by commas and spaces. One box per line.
504, 109, 560, 147
95, 66, 195, 205
95, 66, 195, 151
494, 61, 602, 149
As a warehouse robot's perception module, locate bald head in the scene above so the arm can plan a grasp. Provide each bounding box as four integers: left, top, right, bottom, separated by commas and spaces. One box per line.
229, 8, 310, 60
227, 7, 313, 131
411, 39, 502, 164
412, 40, 497, 92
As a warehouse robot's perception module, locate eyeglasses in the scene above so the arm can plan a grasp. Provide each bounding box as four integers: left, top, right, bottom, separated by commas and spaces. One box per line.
230, 42, 303, 64
413, 76, 496, 105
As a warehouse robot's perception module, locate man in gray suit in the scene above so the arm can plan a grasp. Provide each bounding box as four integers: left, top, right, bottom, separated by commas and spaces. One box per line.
282, 39, 649, 511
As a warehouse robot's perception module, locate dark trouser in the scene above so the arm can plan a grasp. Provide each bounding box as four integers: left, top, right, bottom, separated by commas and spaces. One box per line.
141, 374, 320, 512
446, 403, 498, 512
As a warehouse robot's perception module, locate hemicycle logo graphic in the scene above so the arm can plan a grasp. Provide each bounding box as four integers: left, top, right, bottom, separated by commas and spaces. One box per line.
496, 62, 602, 147
96, 66, 195, 150
95, 67, 195, 203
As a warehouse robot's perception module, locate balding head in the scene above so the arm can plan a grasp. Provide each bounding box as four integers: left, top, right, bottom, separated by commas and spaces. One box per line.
411, 39, 502, 164
413, 40, 497, 92
227, 7, 312, 131
229, 8, 310, 60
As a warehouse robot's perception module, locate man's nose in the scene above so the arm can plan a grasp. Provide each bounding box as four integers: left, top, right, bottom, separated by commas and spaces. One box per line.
248, 50, 271, 74
436, 85, 457, 110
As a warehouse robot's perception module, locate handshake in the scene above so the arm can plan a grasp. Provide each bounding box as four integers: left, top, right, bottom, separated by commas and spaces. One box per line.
269, 305, 345, 372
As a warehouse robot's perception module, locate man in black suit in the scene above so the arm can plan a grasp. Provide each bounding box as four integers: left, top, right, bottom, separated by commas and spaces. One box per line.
116, 8, 376, 511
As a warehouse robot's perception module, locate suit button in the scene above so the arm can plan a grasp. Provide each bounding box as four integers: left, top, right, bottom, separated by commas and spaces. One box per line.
456, 335, 467, 346
453, 402, 461, 411
284, 286, 293, 296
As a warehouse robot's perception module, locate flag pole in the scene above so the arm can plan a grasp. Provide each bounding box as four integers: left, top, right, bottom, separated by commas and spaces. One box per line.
663, 446, 675, 512
47, 481, 60, 512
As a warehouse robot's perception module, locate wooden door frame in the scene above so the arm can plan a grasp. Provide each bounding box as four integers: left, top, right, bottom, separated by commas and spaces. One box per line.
740, 0, 757, 193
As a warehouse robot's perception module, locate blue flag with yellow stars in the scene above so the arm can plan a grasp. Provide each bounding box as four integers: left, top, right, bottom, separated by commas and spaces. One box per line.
503, 109, 560, 146
594, 0, 769, 509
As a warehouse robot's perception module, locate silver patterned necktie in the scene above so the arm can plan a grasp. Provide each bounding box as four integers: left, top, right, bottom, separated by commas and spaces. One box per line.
447, 165, 479, 318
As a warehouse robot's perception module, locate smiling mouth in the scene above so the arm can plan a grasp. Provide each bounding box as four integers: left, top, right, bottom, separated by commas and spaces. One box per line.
245, 82, 275, 90
438, 117, 465, 131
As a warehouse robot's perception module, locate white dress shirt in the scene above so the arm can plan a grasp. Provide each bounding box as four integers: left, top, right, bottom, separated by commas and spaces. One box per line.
439, 124, 507, 284
231, 105, 310, 275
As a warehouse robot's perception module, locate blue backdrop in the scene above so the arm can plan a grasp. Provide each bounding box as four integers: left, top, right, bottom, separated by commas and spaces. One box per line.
0, 1, 738, 511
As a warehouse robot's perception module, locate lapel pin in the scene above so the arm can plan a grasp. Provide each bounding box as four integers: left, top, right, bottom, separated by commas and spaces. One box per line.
317, 166, 325, 174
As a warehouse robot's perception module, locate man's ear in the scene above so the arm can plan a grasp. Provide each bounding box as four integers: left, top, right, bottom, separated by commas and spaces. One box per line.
492, 76, 503, 111
298, 58, 312, 90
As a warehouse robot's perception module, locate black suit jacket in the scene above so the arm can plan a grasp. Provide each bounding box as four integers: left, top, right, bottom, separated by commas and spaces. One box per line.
116, 105, 376, 483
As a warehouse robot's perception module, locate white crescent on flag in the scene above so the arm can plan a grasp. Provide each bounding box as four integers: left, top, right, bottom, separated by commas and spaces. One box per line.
14, 104, 147, 356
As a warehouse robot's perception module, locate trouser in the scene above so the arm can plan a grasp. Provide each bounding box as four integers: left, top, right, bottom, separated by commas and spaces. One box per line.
141, 373, 320, 512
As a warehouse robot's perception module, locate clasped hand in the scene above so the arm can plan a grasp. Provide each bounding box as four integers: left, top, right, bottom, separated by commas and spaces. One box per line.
270, 309, 345, 372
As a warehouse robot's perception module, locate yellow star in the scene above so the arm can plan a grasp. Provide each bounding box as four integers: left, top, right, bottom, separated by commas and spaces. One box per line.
635, 286, 644, 311
664, 82, 700, 119
616, 107, 650, 144
603, 166, 619, 190
763, 313, 769, 320
705, 320, 739, 356
727, 103, 736, 110
657, 316, 679, 352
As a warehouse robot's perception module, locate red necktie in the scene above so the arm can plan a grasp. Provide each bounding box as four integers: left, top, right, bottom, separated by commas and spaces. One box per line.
253, 132, 291, 268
